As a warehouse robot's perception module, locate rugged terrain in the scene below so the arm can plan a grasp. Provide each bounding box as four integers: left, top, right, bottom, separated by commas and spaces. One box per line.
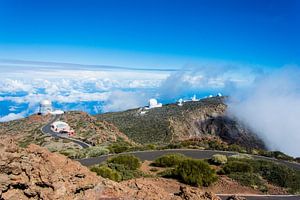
0, 112, 131, 153
60, 111, 131, 145
0, 136, 222, 200
97, 97, 265, 149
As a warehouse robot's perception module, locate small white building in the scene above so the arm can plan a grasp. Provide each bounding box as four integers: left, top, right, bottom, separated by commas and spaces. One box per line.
51, 121, 70, 133
191, 95, 199, 102
177, 98, 183, 106
217, 93, 222, 97
39, 100, 52, 115
145, 98, 162, 109
51, 121, 74, 136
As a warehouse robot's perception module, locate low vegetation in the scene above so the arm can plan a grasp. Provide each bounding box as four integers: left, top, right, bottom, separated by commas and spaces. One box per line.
90, 154, 146, 181
209, 154, 228, 165
152, 153, 186, 167
107, 154, 141, 170
228, 172, 267, 192
90, 165, 121, 181
219, 157, 300, 193
59, 146, 110, 159
221, 161, 253, 174
154, 154, 218, 187
173, 158, 218, 187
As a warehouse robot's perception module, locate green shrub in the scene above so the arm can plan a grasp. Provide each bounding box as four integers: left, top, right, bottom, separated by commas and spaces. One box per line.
152, 153, 187, 167
174, 159, 217, 187
210, 154, 228, 165
108, 144, 129, 154
150, 168, 159, 172
222, 161, 253, 174
158, 168, 175, 178
230, 159, 300, 193
208, 140, 227, 150
255, 161, 298, 189
107, 154, 141, 170
107, 163, 145, 180
258, 150, 294, 161
145, 144, 156, 150
90, 165, 121, 181
229, 154, 253, 160
228, 172, 267, 192
84, 146, 109, 157
228, 144, 246, 153
59, 149, 85, 159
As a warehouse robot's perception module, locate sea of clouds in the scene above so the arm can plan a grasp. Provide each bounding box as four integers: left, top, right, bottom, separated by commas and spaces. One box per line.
1, 59, 300, 156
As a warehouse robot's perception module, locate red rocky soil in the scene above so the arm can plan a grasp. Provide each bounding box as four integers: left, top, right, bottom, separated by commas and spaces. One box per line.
0, 137, 221, 200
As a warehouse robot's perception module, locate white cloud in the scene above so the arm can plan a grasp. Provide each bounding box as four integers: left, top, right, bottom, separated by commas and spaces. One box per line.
228, 66, 300, 157
158, 63, 259, 100
0, 112, 25, 122
0, 79, 34, 93
102, 90, 148, 113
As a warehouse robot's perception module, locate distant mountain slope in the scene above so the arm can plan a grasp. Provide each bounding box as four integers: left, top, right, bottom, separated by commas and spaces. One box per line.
97, 97, 265, 149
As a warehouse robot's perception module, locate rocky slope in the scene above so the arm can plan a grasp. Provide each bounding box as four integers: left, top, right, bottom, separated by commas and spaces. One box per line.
60, 111, 131, 145
0, 112, 131, 152
0, 137, 221, 200
97, 97, 265, 149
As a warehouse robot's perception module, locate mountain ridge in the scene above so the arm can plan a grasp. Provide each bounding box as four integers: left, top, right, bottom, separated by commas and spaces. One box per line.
97, 97, 265, 150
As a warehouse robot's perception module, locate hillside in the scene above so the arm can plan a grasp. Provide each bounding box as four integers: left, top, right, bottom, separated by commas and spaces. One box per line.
0, 112, 131, 153
0, 136, 222, 200
97, 97, 265, 150
60, 111, 131, 145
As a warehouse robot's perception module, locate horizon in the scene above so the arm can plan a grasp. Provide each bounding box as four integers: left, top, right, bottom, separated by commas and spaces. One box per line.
1, 0, 299, 120
1, 0, 300, 156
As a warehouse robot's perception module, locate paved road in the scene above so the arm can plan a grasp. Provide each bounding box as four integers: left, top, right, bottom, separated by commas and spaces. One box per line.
78, 149, 300, 200
41, 114, 91, 148
77, 149, 300, 171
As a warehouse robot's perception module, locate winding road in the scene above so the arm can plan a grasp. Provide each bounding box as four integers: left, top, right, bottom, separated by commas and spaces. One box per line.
77, 149, 300, 200
41, 114, 91, 148
41, 114, 300, 199
77, 149, 300, 170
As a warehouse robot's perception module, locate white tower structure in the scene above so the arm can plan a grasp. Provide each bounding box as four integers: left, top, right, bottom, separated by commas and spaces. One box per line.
191, 94, 199, 101
39, 100, 52, 115
178, 98, 183, 106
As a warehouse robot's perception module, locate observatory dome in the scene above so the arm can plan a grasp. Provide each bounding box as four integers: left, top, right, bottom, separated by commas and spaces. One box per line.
149, 98, 158, 107
147, 98, 162, 109
39, 99, 53, 115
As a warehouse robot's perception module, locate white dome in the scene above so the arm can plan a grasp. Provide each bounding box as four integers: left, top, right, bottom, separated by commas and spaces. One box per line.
40, 99, 52, 106
149, 98, 158, 107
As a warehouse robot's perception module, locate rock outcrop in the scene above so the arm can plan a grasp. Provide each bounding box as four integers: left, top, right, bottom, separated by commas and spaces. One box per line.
0, 138, 103, 200
0, 137, 222, 200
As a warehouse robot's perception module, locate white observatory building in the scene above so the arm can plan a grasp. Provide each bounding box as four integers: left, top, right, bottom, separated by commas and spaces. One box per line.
177, 98, 183, 106
146, 98, 162, 109
39, 100, 53, 115
191, 94, 199, 102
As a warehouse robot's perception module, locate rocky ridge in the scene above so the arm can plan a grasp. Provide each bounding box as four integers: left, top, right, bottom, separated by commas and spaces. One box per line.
98, 97, 265, 149
0, 137, 222, 200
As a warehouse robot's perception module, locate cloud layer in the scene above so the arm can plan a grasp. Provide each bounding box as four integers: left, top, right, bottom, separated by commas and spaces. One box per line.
228, 66, 300, 156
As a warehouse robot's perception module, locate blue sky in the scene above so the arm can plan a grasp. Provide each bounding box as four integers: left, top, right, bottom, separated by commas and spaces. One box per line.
0, 0, 299, 121
0, 0, 299, 67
